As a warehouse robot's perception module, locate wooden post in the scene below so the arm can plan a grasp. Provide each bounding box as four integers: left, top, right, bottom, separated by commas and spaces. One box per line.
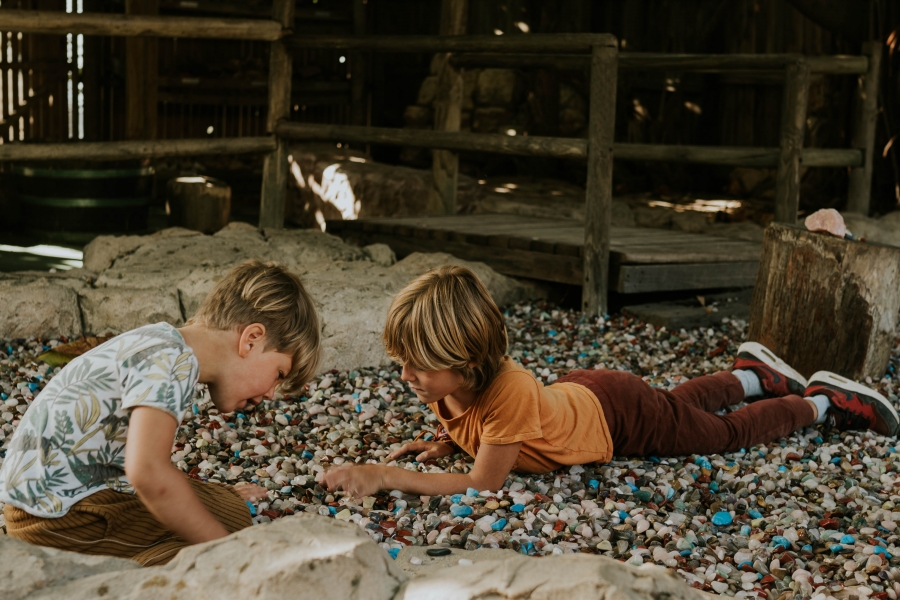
429, 0, 467, 216
259, 0, 294, 230
773, 59, 810, 224
749, 223, 900, 381
847, 41, 882, 215
125, 0, 159, 141
350, 0, 367, 127
582, 43, 618, 318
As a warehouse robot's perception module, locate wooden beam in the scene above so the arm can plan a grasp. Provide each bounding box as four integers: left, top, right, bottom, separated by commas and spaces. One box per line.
0, 9, 282, 40
349, 0, 367, 127
774, 59, 810, 224
582, 44, 617, 318
430, 0, 468, 216
286, 33, 617, 54
276, 122, 588, 159
277, 122, 863, 168
125, 0, 159, 141
614, 261, 759, 294
423, 52, 869, 74
846, 40, 882, 215
0, 137, 275, 161
259, 0, 295, 231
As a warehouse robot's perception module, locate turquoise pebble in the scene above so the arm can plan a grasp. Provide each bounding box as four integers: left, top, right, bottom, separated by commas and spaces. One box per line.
772, 536, 791, 549
280, 485, 292, 494
741, 525, 751, 536
246, 501, 257, 516
712, 512, 733, 526
466, 487, 479, 497
491, 519, 507, 531
874, 546, 893, 558
831, 544, 843, 553
451, 494, 463, 504
709, 481, 719, 492
748, 509, 762, 519
840, 534, 855, 544
510, 504, 525, 512
192, 404, 199, 414
588, 480, 599, 489
679, 549, 692, 556
328, 507, 336, 515
388, 548, 399, 559
302, 450, 314, 460
450, 504, 473, 518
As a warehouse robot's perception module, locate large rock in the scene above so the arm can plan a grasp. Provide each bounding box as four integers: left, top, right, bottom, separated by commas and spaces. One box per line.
286, 146, 481, 227
23, 515, 406, 600
1, 534, 138, 600
842, 211, 900, 248
0, 276, 82, 339
475, 69, 522, 106
398, 552, 707, 600
79, 287, 184, 335
2, 225, 540, 372
7, 512, 711, 600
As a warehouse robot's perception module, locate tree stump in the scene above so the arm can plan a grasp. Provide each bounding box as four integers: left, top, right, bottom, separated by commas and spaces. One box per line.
166, 176, 231, 234
748, 223, 900, 381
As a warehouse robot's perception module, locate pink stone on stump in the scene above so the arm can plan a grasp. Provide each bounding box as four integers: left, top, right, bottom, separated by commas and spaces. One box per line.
804, 208, 846, 238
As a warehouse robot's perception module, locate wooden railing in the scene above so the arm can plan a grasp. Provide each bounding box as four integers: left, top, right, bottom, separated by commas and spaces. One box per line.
0, 8, 881, 317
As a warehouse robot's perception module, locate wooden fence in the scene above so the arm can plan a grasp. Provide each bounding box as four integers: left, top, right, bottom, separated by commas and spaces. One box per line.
0, 7, 880, 317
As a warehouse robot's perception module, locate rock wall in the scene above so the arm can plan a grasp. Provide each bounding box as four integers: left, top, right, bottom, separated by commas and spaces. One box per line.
1, 513, 711, 600
0, 223, 542, 373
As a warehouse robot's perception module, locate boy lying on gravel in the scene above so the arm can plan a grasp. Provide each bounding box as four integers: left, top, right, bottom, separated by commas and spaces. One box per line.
0, 260, 319, 566
324, 265, 899, 498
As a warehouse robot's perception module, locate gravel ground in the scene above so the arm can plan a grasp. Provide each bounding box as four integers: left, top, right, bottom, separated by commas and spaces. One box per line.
2, 301, 900, 600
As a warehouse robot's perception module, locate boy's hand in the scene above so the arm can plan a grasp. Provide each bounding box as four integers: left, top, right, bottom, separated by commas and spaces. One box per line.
387, 441, 455, 462
322, 464, 386, 498
234, 483, 268, 502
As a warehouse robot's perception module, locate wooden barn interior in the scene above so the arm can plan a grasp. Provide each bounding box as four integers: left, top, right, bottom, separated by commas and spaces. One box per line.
1, 0, 898, 315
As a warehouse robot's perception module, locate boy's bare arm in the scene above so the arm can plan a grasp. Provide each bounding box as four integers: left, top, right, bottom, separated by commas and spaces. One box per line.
125, 407, 231, 544
323, 442, 522, 497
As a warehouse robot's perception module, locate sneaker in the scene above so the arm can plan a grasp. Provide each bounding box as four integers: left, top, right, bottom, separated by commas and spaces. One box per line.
806, 371, 899, 436
732, 342, 808, 400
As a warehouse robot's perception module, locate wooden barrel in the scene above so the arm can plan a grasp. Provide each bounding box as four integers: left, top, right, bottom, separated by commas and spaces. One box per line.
12, 165, 154, 233
166, 176, 231, 234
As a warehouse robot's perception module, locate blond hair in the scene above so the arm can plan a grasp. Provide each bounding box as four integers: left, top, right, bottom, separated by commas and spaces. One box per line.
189, 259, 320, 393
383, 265, 507, 392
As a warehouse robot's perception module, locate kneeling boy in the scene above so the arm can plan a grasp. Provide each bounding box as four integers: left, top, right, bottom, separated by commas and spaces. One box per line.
0, 260, 320, 565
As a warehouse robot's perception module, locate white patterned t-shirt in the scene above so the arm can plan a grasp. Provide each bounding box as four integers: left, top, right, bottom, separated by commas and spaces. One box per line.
0, 323, 199, 518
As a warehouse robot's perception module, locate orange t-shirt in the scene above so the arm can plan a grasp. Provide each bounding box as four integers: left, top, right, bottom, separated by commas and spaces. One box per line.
433, 357, 613, 474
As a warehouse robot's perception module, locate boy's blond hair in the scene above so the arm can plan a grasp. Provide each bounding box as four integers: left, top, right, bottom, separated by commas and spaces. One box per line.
189, 259, 320, 393
383, 265, 507, 392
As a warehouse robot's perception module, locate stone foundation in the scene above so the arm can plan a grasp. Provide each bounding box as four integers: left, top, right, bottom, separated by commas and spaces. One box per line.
0, 223, 542, 373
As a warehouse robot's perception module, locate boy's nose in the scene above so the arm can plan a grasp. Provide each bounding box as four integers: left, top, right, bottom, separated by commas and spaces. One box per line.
400, 365, 414, 381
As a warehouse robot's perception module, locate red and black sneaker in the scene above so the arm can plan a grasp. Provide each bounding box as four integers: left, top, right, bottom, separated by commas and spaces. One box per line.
733, 342, 808, 400
806, 371, 899, 436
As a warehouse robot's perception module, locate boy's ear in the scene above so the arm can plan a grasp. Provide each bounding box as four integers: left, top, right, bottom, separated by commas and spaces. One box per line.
238, 323, 267, 357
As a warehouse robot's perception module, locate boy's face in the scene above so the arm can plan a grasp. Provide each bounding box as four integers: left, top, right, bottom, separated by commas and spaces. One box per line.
210, 325, 294, 413
401, 364, 466, 404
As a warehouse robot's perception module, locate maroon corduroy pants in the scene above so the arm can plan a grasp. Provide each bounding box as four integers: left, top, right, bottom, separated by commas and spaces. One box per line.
555, 370, 815, 457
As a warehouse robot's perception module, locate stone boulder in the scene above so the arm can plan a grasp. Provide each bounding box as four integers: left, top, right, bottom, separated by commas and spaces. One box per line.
475, 69, 522, 106
22, 515, 406, 600
1, 534, 138, 600
6, 514, 711, 600
79, 287, 184, 335
286, 146, 482, 227
397, 550, 708, 600
0, 275, 83, 339
842, 211, 900, 248
1, 225, 540, 372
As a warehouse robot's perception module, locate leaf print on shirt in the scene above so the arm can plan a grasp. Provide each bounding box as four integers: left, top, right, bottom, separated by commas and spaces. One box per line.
0, 323, 200, 517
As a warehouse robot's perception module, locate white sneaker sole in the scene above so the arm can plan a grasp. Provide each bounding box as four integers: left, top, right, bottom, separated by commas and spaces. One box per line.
736, 342, 808, 388
807, 370, 899, 427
